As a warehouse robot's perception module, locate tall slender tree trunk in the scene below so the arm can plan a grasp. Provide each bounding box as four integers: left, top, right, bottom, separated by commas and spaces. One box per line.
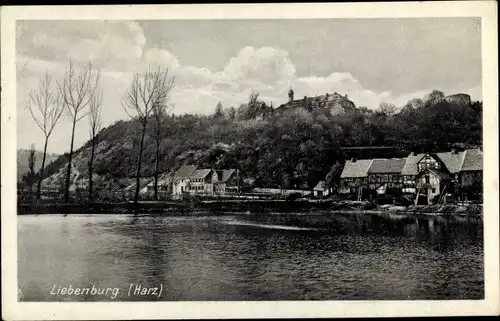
37, 137, 48, 199
88, 136, 96, 202
64, 118, 77, 203
134, 121, 147, 207
154, 138, 160, 201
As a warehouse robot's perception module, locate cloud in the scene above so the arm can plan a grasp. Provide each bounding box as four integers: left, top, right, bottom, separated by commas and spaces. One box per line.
221, 46, 296, 87
144, 48, 180, 70
17, 22, 482, 153
18, 21, 147, 70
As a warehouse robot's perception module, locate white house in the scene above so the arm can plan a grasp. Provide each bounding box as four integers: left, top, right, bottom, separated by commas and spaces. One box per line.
172, 165, 198, 195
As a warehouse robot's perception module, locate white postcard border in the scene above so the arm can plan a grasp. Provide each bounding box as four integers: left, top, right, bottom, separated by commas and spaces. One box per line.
1, 2, 499, 319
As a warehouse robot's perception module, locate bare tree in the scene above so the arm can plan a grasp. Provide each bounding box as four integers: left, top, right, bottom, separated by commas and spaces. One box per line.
122, 66, 175, 206
87, 87, 103, 202
25, 72, 65, 199
58, 61, 101, 203
152, 98, 175, 201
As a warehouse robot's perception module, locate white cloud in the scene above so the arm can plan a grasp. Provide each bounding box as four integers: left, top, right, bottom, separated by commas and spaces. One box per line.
221, 46, 296, 86
18, 21, 147, 70
17, 21, 482, 154
144, 48, 180, 70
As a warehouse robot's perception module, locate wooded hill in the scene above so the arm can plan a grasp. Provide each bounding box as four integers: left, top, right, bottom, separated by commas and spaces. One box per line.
40, 90, 482, 191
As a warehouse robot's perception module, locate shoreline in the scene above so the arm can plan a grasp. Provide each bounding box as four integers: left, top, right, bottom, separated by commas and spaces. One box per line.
17, 199, 483, 217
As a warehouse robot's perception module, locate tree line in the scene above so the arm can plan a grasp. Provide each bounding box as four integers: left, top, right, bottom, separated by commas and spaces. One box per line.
25, 61, 175, 206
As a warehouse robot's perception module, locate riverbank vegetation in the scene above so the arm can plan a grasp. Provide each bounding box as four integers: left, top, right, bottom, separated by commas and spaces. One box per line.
18, 198, 482, 216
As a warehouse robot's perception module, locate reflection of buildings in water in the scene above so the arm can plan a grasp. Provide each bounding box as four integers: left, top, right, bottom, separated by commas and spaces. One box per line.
354, 213, 365, 234
426, 217, 451, 251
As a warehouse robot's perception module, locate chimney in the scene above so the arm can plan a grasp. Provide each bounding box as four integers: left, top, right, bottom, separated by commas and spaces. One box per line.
350, 158, 357, 162
410, 151, 416, 156
451, 148, 458, 154
478, 146, 483, 154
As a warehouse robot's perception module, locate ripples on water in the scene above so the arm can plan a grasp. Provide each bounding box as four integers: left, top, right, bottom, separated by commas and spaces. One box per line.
18, 212, 483, 301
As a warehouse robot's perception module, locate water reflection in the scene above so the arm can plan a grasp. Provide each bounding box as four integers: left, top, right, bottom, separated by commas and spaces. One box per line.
18, 212, 483, 301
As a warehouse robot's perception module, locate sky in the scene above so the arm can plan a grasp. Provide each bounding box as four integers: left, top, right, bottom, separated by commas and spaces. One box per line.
16, 18, 482, 154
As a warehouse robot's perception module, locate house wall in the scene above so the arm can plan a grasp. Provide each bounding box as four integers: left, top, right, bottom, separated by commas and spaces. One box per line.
402, 175, 417, 193
417, 154, 442, 172
188, 177, 208, 194
460, 171, 482, 187
214, 182, 227, 194
187, 171, 219, 195
417, 172, 441, 204
172, 179, 189, 195
314, 189, 330, 197
368, 173, 403, 190
340, 177, 368, 194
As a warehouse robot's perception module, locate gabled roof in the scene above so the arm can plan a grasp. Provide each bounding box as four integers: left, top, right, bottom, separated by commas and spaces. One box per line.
174, 165, 198, 180
190, 169, 213, 179
340, 159, 373, 178
436, 151, 465, 174
314, 180, 327, 190
219, 169, 236, 182
368, 158, 407, 174
401, 153, 425, 175
460, 148, 483, 171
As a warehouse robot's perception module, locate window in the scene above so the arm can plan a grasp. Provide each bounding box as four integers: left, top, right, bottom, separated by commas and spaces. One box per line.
431, 188, 436, 193
425, 176, 430, 184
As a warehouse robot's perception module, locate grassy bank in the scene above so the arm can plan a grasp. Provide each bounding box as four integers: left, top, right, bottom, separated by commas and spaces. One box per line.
17, 199, 482, 216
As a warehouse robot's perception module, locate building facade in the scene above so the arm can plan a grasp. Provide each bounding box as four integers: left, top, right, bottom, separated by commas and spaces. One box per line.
367, 158, 406, 194
339, 159, 372, 195
172, 165, 198, 195
188, 169, 218, 194
339, 148, 483, 203
214, 169, 240, 194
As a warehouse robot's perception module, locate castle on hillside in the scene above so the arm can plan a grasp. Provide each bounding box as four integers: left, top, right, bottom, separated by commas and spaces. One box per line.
275, 87, 356, 114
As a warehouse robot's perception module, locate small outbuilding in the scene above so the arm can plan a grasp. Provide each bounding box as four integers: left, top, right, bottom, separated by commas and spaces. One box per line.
313, 180, 331, 197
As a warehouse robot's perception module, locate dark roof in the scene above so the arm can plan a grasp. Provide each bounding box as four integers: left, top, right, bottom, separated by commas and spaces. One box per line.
401, 153, 425, 175
174, 165, 198, 180
436, 151, 465, 174
340, 159, 372, 178
367, 158, 406, 174
190, 169, 213, 179
219, 169, 236, 182
460, 149, 482, 171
